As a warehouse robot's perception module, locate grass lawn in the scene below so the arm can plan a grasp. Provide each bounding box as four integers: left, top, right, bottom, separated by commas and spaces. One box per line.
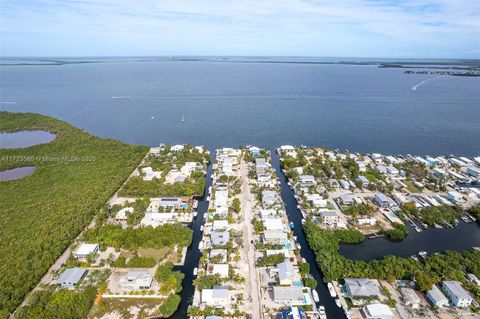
0, 112, 148, 317
404, 180, 421, 193
138, 247, 171, 262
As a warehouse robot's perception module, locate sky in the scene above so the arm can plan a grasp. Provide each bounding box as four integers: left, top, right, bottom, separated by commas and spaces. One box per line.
0, 0, 479, 58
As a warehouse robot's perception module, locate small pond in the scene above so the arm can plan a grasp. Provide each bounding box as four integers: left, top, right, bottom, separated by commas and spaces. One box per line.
0, 166, 37, 181
0, 130, 56, 148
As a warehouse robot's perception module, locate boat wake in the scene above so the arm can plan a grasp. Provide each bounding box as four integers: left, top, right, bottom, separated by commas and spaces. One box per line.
411, 77, 438, 91
0, 101, 17, 104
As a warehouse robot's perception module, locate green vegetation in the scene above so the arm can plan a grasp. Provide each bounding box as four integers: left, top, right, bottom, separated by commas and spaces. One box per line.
118, 144, 209, 197
384, 222, 409, 241
403, 204, 463, 226
118, 174, 205, 197
16, 286, 96, 319
252, 217, 265, 235
155, 263, 184, 295
343, 203, 375, 218
469, 205, 480, 225
82, 223, 193, 250
0, 112, 147, 316
333, 228, 365, 244
158, 294, 181, 318
193, 274, 223, 289
303, 277, 318, 289
112, 255, 156, 268
303, 219, 480, 291
257, 253, 285, 267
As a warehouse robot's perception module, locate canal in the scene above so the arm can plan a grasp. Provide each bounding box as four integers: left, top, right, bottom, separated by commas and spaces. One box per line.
171, 152, 214, 319
340, 222, 480, 262
270, 151, 347, 319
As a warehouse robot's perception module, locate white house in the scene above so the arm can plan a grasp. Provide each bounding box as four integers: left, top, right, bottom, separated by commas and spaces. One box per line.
374, 193, 396, 208
141, 213, 175, 227
214, 190, 228, 209
320, 211, 340, 226
357, 217, 377, 226
262, 190, 276, 206
73, 243, 99, 261
426, 285, 449, 307
212, 220, 229, 230
263, 218, 285, 231
363, 303, 393, 319
207, 264, 229, 277
171, 144, 184, 152
121, 270, 153, 290
306, 194, 327, 207
400, 288, 420, 309
442, 281, 473, 308
201, 287, 229, 306
276, 261, 295, 286
299, 175, 315, 185
57, 267, 87, 289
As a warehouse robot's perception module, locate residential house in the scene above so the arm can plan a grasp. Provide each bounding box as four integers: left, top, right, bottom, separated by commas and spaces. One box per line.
272, 286, 304, 304
73, 243, 99, 261
442, 281, 473, 308
263, 230, 289, 245
345, 278, 381, 299
357, 176, 369, 187
57, 267, 87, 289
207, 264, 229, 277
262, 190, 277, 206
320, 211, 340, 226
363, 304, 393, 319
276, 261, 294, 286
121, 270, 153, 290
447, 191, 463, 203
115, 207, 133, 221
374, 193, 396, 208
211, 231, 230, 246
426, 285, 449, 307
201, 287, 229, 306
400, 288, 420, 309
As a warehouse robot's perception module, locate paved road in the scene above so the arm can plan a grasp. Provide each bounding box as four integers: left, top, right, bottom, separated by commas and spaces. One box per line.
240, 159, 262, 319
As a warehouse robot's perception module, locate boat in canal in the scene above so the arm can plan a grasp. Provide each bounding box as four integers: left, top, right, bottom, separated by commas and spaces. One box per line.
312, 289, 320, 303
193, 211, 197, 218
318, 305, 327, 319
193, 267, 198, 276
327, 282, 337, 298
335, 298, 341, 308
290, 222, 295, 229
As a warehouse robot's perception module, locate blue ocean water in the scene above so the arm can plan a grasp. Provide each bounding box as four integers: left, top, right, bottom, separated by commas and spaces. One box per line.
1, 58, 479, 155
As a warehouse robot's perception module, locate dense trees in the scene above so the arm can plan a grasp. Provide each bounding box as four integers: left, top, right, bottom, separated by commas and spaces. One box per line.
0, 112, 147, 316
82, 223, 193, 250
303, 219, 480, 288
15, 286, 96, 319
158, 294, 181, 318
403, 204, 463, 226
257, 253, 285, 267
384, 222, 409, 241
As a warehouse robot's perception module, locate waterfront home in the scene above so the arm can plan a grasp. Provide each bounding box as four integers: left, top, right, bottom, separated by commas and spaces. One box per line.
171, 144, 184, 152
459, 157, 474, 166
281, 307, 307, 319
400, 288, 420, 309
345, 278, 381, 299
255, 158, 268, 169
262, 230, 289, 245
362, 303, 393, 319
426, 285, 449, 307
73, 243, 99, 261
250, 146, 261, 157
262, 190, 277, 207
212, 220, 229, 231
442, 281, 473, 308
120, 269, 152, 290
115, 207, 133, 221
279, 145, 297, 157
357, 217, 377, 226
299, 175, 315, 186
263, 218, 285, 231
211, 231, 230, 246
432, 168, 447, 178
214, 190, 228, 208
57, 267, 87, 289
272, 286, 304, 304
201, 287, 229, 306
260, 209, 278, 219
180, 161, 198, 176
147, 197, 183, 212
207, 264, 229, 277
141, 213, 175, 227
320, 211, 340, 226
449, 157, 467, 167
385, 156, 399, 165
357, 175, 369, 187
447, 191, 463, 203
276, 261, 295, 286
374, 192, 397, 208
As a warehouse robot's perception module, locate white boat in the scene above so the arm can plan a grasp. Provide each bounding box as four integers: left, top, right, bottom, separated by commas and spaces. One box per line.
301, 219, 306, 224
297, 243, 301, 249
318, 306, 327, 319
193, 211, 198, 218
327, 283, 337, 298
335, 298, 341, 308
193, 267, 198, 276
206, 196, 210, 201
302, 258, 306, 263
200, 225, 204, 232
181, 115, 184, 122
312, 289, 320, 303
